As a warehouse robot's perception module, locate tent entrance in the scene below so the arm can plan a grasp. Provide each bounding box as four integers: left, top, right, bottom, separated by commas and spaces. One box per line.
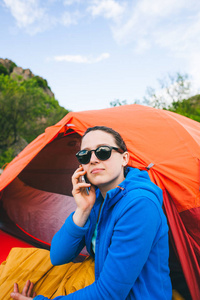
0, 133, 83, 249
19, 132, 81, 195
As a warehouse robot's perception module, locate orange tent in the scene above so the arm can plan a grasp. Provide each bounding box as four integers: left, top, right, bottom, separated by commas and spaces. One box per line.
0, 104, 199, 299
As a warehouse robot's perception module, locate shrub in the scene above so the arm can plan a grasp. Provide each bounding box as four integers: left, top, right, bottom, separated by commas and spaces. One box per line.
0, 64, 9, 76
0, 148, 15, 168
9, 62, 17, 73
35, 76, 48, 89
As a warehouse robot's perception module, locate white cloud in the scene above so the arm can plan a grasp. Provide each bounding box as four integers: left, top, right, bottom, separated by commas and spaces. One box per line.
60, 10, 80, 26
152, 11, 200, 86
2, 0, 80, 34
136, 0, 188, 17
110, 0, 200, 88
54, 53, 110, 63
111, 0, 200, 48
3, 0, 45, 28
88, 0, 125, 21
63, 0, 81, 5
134, 38, 150, 54
2, 0, 59, 34
154, 12, 200, 53
3, 0, 126, 34
104, 0, 200, 89
187, 52, 200, 92
3, 0, 200, 84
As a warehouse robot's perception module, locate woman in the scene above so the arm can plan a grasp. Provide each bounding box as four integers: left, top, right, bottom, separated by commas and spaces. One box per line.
11, 126, 172, 299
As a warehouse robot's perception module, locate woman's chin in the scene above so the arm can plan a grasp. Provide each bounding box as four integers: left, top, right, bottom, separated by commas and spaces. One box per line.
89, 178, 107, 188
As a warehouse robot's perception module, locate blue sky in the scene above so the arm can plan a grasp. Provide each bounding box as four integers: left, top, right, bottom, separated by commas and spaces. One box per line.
0, 0, 200, 112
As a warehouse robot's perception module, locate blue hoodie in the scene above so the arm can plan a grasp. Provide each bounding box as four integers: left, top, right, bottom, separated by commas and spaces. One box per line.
34, 167, 172, 300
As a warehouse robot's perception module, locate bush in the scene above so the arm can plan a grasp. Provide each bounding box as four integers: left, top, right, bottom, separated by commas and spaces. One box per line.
34, 76, 48, 89
0, 64, 9, 76
0, 148, 15, 168
9, 62, 17, 73
168, 95, 200, 122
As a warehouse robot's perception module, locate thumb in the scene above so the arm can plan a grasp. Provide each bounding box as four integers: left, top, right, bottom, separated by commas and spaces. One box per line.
10, 292, 21, 299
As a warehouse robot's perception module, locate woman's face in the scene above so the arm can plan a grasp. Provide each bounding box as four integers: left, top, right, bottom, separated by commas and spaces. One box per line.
80, 130, 129, 196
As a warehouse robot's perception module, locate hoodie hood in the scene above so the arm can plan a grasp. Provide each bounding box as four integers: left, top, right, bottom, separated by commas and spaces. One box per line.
103, 167, 163, 209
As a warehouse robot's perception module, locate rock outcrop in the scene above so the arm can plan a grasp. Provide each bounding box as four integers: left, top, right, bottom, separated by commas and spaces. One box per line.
0, 58, 54, 98
11, 66, 34, 80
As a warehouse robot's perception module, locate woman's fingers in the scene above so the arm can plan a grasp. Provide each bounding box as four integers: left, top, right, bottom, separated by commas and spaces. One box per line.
10, 280, 35, 299
72, 166, 85, 183
13, 283, 19, 293
72, 167, 91, 196
22, 280, 31, 295
33, 292, 37, 298
27, 281, 34, 297
21, 280, 35, 297
11, 283, 20, 299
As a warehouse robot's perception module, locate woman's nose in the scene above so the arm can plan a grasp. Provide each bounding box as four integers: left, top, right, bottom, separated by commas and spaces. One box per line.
90, 151, 99, 163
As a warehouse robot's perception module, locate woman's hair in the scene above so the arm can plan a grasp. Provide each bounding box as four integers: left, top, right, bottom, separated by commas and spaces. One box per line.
82, 126, 127, 152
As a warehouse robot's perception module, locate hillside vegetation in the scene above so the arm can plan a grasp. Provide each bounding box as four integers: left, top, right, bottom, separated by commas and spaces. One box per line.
0, 58, 69, 167
168, 95, 200, 122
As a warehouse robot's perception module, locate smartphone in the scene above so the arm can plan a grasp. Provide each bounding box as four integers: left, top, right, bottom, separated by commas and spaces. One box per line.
80, 175, 90, 195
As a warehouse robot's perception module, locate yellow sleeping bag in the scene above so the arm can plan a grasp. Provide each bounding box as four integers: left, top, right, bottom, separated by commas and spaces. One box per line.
0, 247, 94, 299
0, 247, 185, 300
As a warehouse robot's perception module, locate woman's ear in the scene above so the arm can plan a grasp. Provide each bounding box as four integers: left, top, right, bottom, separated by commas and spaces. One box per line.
122, 151, 129, 166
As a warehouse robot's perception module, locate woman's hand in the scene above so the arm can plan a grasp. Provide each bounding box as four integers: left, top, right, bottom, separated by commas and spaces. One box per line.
10, 280, 36, 300
72, 166, 96, 227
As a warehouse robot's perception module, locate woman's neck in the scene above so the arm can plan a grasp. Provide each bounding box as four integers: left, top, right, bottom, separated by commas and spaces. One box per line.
99, 175, 125, 199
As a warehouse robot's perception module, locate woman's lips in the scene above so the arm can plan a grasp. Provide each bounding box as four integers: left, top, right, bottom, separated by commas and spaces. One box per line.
91, 168, 104, 174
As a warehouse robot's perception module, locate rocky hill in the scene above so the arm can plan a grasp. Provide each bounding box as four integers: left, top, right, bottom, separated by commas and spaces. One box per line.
0, 58, 54, 98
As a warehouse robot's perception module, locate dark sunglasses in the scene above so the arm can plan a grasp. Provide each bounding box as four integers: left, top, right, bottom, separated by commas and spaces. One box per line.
76, 145, 124, 164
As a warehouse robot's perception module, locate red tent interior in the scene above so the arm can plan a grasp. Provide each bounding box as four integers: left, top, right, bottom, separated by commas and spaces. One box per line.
0, 230, 33, 264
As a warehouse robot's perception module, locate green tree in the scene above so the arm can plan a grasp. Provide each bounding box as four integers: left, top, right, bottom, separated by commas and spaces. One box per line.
109, 72, 199, 123
0, 63, 9, 76
0, 74, 69, 147
0, 148, 15, 168
110, 99, 128, 107
168, 94, 200, 122
34, 76, 49, 89
143, 73, 192, 109
9, 61, 17, 73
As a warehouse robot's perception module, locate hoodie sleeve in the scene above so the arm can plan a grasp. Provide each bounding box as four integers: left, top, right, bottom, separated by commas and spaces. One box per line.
34, 196, 163, 300
50, 212, 90, 265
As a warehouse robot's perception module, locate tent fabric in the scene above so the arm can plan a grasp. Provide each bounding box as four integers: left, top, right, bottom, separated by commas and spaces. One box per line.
163, 190, 200, 299
0, 230, 33, 264
0, 104, 200, 299
2, 177, 76, 244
